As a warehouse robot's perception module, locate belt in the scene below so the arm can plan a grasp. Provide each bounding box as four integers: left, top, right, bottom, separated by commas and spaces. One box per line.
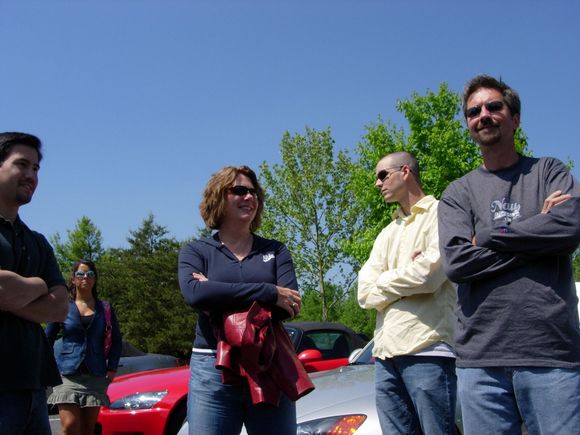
191, 347, 217, 355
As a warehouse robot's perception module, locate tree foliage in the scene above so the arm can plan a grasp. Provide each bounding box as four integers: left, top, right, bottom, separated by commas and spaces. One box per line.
259, 128, 358, 320
97, 215, 196, 360
51, 216, 104, 276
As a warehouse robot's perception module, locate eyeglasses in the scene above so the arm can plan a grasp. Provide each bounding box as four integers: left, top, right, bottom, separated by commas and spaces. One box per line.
376, 166, 404, 182
465, 100, 505, 119
74, 271, 96, 278
229, 185, 258, 197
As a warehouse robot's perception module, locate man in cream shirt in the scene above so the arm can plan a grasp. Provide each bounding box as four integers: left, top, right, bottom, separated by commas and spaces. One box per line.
358, 151, 456, 435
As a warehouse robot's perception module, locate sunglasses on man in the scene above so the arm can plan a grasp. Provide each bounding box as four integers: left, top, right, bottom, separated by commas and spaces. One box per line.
376, 166, 405, 182
465, 100, 505, 119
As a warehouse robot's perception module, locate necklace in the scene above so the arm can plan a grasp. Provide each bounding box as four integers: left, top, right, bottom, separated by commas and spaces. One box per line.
221, 234, 253, 260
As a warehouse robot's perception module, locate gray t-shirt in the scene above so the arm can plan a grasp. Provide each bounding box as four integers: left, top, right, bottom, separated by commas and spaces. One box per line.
438, 155, 580, 368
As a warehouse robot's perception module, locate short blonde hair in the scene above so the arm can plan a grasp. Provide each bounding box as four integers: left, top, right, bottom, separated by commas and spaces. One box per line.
199, 165, 264, 232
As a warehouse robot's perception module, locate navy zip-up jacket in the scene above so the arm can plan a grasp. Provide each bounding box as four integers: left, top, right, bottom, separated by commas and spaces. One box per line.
45, 299, 122, 376
178, 233, 298, 350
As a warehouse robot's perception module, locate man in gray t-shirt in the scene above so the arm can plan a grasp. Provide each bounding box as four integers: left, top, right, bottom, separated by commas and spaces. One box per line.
438, 75, 580, 434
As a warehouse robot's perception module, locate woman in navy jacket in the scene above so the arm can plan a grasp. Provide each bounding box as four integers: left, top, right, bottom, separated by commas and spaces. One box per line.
179, 165, 303, 435
46, 259, 122, 435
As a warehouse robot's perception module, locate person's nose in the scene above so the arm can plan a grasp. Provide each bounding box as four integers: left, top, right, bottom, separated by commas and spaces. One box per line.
479, 104, 494, 120
23, 169, 37, 182
477, 108, 494, 126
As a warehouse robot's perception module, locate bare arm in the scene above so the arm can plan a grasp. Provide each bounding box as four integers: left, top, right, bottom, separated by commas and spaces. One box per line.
11, 285, 68, 323
0, 270, 49, 311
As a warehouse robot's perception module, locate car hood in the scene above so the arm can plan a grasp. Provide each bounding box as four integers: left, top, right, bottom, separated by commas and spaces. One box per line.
296, 364, 375, 421
108, 366, 189, 400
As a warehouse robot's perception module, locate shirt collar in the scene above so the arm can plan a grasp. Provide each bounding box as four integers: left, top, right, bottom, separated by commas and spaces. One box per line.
0, 213, 23, 232
391, 195, 436, 220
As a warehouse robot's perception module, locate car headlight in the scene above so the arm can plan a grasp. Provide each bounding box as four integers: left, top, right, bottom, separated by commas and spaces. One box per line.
109, 391, 168, 410
297, 414, 367, 434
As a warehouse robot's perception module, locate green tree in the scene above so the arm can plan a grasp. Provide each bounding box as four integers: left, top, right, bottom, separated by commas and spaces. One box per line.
573, 250, 580, 282
259, 128, 358, 321
337, 288, 375, 340
98, 214, 196, 359
51, 216, 104, 276
295, 283, 343, 322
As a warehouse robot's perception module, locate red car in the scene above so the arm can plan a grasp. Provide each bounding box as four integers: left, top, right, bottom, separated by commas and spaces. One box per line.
96, 322, 367, 435
284, 322, 368, 373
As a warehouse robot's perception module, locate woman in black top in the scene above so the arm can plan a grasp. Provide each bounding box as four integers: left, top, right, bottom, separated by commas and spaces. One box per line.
178, 165, 302, 435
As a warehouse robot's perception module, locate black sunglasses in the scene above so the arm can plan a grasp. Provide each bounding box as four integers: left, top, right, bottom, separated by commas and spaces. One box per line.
229, 185, 258, 197
465, 100, 505, 119
376, 166, 404, 182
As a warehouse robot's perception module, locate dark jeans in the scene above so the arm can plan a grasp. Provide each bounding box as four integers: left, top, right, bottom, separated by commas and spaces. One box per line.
0, 389, 51, 435
375, 355, 457, 435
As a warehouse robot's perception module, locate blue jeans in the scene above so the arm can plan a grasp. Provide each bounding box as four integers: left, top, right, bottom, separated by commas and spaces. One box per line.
375, 356, 457, 435
187, 352, 296, 435
0, 389, 51, 435
457, 367, 580, 435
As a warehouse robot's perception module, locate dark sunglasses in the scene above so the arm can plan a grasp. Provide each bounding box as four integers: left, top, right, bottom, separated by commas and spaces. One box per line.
376, 166, 404, 182
75, 270, 96, 278
465, 100, 505, 118
229, 185, 258, 197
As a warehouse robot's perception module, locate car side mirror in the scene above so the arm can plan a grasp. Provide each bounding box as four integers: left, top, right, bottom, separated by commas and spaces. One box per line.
347, 348, 363, 364
298, 349, 323, 363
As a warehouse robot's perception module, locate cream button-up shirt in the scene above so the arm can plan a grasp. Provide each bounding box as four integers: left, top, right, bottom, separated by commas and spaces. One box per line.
358, 195, 456, 359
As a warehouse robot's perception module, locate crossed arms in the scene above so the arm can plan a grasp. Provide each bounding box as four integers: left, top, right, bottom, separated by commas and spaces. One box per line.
0, 269, 67, 323
439, 184, 580, 284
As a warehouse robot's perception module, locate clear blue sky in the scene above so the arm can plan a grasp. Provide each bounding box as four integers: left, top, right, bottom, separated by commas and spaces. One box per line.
2, 1, 579, 248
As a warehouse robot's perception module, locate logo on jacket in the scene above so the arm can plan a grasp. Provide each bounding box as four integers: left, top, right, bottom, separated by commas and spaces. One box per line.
490, 198, 521, 223
263, 253, 275, 263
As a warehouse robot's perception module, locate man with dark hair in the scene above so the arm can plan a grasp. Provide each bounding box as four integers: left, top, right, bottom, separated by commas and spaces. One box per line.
439, 75, 580, 433
358, 151, 457, 434
0, 132, 68, 434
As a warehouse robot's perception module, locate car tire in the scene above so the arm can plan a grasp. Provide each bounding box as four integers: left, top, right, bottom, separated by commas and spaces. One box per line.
165, 401, 187, 435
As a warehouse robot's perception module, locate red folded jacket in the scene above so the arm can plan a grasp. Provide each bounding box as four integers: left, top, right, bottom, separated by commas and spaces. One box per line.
214, 302, 315, 406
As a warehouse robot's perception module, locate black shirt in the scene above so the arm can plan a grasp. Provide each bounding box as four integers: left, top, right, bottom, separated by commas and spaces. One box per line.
0, 215, 65, 391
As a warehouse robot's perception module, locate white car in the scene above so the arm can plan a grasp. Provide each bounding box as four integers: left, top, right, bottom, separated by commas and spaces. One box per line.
177, 339, 461, 434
